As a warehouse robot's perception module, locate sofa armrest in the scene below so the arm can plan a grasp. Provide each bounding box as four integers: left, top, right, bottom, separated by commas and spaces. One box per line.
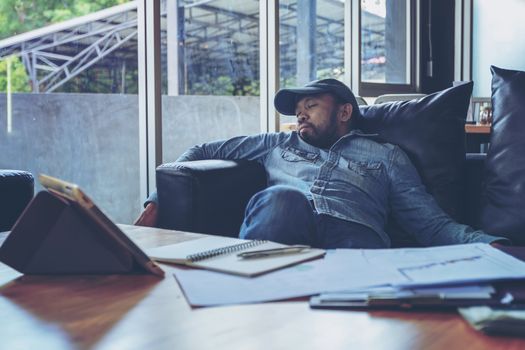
0, 170, 34, 231
156, 160, 267, 237
463, 153, 486, 228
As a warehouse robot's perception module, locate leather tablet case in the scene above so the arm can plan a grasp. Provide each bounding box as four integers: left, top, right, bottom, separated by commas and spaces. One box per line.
0, 191, 139, 274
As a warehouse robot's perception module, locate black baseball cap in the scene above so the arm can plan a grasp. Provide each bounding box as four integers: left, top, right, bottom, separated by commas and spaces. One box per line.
274, 78, 360, 117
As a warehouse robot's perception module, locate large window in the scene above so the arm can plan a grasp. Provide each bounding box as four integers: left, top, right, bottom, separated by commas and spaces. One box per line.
1, 0, 419, 224
276, 0, 415, 127
0, 1, 141, 223
160, 0, 261, 163
360, 0, 415, 96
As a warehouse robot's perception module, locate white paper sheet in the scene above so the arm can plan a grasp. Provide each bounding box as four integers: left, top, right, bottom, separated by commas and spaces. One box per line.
173, 243, 525, 307
173, 249, 403, 306
358, 243, 525, 286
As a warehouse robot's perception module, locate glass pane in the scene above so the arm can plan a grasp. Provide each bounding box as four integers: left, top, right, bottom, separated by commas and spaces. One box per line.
361, 0, 410, 84
0, 1, 141, 223
161, 0, 261, 163
279, 0, 345, 126
279, 0, 345, 88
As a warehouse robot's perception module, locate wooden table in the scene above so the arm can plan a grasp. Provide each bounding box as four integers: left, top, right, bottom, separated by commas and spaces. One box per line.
1, 225, 523, 350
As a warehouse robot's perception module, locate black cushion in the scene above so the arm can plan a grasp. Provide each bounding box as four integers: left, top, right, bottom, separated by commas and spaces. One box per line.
358, 82, 473, 245
463, 153, 486, 228
480, 66, 525, 245
0, 170, 34, 231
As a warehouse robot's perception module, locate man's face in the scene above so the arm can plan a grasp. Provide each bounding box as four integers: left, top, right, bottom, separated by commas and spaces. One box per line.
295, 94, 340, 148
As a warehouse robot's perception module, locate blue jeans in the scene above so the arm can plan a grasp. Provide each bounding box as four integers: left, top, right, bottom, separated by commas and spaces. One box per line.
239, 185, 386, 249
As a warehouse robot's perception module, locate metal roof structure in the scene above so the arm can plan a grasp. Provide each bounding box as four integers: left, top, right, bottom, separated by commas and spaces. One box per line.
0, 0, 384, 94
0, 2, 139, 93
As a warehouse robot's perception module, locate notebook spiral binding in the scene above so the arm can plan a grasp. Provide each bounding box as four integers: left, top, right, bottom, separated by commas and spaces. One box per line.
186, 240, 268, 262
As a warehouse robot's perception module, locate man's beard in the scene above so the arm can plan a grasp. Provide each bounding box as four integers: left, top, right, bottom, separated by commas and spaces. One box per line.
298, 109, 339, 149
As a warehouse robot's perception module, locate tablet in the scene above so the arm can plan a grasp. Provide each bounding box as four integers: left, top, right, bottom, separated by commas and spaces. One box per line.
38, 174, 164, 277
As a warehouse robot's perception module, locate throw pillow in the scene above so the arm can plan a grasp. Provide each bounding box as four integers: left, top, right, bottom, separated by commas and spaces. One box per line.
358, 82, 473, 245
480, 66, 525, 245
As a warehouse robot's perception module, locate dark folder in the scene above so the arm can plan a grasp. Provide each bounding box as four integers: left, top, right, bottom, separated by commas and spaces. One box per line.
310, 283, 525, 311
0, 177, 164, 276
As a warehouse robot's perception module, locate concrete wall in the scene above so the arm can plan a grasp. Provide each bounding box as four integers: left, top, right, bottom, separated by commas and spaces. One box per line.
162, 95, 260, 162
0, 93, 260, 224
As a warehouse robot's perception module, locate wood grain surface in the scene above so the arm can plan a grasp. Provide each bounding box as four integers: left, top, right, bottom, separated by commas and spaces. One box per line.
0, 225, 523, 350
465, 124, 491, 134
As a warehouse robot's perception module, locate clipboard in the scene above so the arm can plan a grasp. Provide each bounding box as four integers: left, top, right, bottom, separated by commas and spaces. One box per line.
0, 174, 164, 276
310, 277, 525, 311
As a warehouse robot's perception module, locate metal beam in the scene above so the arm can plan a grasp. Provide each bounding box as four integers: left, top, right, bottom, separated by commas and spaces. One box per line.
39, 27, 138, 92
166, 0, 180, 95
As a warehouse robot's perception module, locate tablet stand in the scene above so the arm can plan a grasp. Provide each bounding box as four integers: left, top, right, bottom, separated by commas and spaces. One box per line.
0, 191, 137, 274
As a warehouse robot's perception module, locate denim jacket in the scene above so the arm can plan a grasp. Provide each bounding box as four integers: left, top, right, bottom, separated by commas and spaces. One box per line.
152, 130, 505, 247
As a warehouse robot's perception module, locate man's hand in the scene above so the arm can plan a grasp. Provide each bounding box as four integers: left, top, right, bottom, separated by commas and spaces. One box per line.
134, 202, 158, 227
490, 241, 509, 249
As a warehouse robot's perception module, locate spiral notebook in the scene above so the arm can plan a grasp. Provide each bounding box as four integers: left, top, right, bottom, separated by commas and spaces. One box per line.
145, 236, 325, 277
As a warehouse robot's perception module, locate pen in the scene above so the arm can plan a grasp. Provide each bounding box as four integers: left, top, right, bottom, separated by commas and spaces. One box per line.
237, 245, 311, 259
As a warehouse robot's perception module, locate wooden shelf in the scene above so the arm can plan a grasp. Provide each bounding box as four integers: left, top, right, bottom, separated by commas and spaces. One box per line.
465, 124, 491, 134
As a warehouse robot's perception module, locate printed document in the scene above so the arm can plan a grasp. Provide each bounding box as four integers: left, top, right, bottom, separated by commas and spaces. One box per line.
358, 243, 525, 286
173, 249, 404, 306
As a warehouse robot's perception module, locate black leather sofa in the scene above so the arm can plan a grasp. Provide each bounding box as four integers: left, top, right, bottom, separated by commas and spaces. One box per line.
0, 170, 34, 232
153, 72, 525, 247
153, 83, 484, 245
155, 154, 486, 247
